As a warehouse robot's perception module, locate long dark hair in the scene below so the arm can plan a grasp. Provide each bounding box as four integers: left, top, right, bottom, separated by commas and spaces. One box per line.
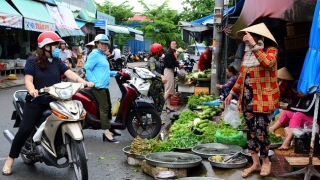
167, 40, 176, 54
34, 47, 49, 71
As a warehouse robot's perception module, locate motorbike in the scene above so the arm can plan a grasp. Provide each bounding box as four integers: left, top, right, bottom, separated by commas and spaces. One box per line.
5, 82, 89, 180
72, 69, 162, 139
108, 54, 127, 71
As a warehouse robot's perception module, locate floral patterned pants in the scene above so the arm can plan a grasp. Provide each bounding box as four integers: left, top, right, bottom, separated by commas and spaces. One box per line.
243, 71, 270, 159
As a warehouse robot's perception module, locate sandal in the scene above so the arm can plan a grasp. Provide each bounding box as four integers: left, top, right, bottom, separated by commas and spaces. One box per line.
260, 162, 271, 177
2, 166, 12, 176
242, 166, 260, 178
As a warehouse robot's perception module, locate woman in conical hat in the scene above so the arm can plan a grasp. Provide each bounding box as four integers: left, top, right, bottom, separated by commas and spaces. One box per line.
225, 23, 279, 177
277, 67, 296, 104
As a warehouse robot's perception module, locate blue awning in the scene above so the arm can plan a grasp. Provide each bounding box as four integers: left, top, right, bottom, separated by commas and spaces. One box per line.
190, 0, 245, 26
76, 20, 86, 28
298, 1, 320, 94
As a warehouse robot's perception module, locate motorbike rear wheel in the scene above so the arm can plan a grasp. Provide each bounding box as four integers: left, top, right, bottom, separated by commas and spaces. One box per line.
70, 139, 88, 180
127, 108, 161, 139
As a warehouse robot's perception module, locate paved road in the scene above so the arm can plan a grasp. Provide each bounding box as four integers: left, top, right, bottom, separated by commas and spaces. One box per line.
0, 83, 156, 180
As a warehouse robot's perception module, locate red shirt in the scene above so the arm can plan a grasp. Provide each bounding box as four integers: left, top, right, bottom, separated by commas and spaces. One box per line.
197, 54, 211, 71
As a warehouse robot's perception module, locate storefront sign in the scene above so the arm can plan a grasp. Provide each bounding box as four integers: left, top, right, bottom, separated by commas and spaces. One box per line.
135, 34, 144, 41
24, 18, 55, 32
94, 20, 106, 27
96, 11, 115, 25
0, 13, 22, 29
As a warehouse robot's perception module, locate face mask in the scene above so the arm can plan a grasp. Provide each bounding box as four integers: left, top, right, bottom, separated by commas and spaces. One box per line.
52, 48, 60, 58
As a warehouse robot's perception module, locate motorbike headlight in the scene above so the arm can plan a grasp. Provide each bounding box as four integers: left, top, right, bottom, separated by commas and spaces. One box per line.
55, 86, 73, 99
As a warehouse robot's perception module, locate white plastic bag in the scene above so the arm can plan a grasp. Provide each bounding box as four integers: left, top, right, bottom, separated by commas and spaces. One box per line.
224, 100, 241, 128
33, 120, 46, 142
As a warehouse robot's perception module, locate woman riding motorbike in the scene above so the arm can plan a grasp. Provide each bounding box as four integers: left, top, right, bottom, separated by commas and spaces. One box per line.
2, 31, 94, 176
84, 34, 119, 143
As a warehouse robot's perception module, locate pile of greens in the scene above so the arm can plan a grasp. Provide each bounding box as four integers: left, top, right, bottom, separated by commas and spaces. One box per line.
187, 92, 217, 109
130, 136, 159, 155
268, 132, 283, 144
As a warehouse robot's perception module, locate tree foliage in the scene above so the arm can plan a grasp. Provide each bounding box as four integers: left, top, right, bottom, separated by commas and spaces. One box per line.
137, 0, 186, 48
96, 1, 134, 25
180, 0, 215, 22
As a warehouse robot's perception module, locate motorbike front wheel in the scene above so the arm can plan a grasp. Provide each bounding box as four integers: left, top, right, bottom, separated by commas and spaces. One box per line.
70, 139, 88, 180
127, 108, 162, 139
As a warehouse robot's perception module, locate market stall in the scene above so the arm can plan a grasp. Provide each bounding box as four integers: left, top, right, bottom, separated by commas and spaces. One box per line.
121, 91, 285, 179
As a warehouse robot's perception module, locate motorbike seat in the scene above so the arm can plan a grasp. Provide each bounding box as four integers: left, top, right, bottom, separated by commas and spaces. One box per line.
17, 91, 27, 108
80, 89, 98, 102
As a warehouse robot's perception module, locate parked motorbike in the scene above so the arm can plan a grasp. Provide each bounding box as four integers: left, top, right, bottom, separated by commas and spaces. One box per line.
108, 54, 126, 71
5, 82, 89, 180
72, 69, 162, 139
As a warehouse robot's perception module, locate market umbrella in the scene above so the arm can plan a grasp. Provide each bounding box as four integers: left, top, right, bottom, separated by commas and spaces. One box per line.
298, 0, 320, 94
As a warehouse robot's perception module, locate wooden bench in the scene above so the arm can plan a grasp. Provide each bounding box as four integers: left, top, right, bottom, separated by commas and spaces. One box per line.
285, 157, 320, 172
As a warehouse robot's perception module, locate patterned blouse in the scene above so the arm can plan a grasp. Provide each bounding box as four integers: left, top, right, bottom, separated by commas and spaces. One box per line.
148, 57, 163, 77
221, 75, 238, 89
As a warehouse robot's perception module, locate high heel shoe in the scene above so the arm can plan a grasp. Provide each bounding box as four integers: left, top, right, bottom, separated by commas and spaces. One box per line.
110, 129, 121, 136
102, 133, 118, 143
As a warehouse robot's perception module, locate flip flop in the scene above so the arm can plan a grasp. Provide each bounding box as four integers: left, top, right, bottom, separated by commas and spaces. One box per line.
2, 166, 12, 176
260, 162, 271, 177
242, 166, 261, 178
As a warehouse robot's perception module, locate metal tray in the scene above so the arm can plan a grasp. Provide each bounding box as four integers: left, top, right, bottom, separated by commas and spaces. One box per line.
122, 146, 146, 160
145, 152, 202, 168
208, 155, 247, 169
270, 143, 282, 149
192, 143, 243, 158
174, 147, 192, 151
177, 177, 224, 180
241, 149, 274, 158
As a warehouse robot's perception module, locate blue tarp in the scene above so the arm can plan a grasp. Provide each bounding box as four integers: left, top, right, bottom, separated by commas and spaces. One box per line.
190, 0, 245, 26
298, 0, 320, 94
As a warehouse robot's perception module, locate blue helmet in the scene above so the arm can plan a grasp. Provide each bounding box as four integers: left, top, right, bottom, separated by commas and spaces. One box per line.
114, 45, 118, 48
94, 34, 109, 44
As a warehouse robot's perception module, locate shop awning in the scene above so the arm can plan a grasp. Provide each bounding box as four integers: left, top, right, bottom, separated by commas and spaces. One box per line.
11, 0, 55, 32
76, 20, 86, 28
127, 27, 143, 35
78, 9, 96, 22
0, 0, 23, 29
101, 25, 130, 34
230, 0, 317, 36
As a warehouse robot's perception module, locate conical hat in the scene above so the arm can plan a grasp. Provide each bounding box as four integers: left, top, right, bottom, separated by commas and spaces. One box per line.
177, 47, 184, 52
85, 41, 95, 47
277, 67, 294, 80
236, 23, 278, 46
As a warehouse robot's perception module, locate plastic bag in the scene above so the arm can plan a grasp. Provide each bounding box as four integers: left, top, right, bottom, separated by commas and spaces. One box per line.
224, 100, 241, 128
112, 99, 121, 116
33, 120, 46, 142
214, 130, 247, 148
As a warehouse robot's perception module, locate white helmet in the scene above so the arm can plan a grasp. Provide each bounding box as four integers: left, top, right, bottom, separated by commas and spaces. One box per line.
94, 34, 110, 44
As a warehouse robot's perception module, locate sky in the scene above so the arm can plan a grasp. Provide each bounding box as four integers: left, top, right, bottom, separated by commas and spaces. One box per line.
94, 0, 185, 13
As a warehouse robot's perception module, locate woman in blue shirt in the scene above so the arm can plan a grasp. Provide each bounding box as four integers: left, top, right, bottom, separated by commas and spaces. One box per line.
84, 34, 118, 143
2, 32, 94, 176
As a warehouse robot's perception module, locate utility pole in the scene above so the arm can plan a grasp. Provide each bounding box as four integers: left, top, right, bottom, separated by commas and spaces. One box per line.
210, 0, 224, 95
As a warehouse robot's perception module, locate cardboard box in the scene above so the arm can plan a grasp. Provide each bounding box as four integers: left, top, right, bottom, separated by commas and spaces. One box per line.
194, 87, 209, 95
286, 22, 311, 37
178, 84, 195, 93
284, 34, 309, 50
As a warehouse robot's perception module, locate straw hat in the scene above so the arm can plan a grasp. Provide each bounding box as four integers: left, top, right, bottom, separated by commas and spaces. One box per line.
85, 41, 95, 47
177, 47, 184, 52
236, 23, 278, 46
277, 67, 294, 81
